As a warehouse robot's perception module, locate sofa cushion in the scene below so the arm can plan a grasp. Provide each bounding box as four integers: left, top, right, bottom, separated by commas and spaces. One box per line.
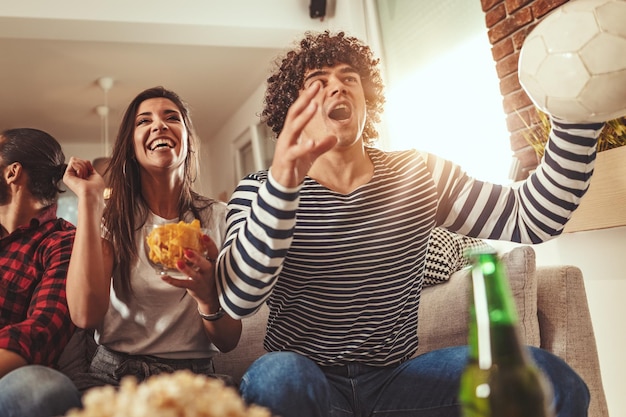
500, 246, 540, 347
423, 228, 493, 287
416, 245, 540, 355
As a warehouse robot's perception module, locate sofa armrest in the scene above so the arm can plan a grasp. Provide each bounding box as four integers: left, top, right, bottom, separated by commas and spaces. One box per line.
417, 246, 540, 355
536, 265, 608, 417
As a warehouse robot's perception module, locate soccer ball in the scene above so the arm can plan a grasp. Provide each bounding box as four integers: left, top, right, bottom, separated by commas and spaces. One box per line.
518, 0, 626, 123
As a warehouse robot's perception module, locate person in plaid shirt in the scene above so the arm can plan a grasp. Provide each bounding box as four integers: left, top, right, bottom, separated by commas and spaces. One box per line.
0, 128, 81, 416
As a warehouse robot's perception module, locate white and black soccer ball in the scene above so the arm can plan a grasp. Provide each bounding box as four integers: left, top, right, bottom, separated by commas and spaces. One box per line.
518, 0, 626, 123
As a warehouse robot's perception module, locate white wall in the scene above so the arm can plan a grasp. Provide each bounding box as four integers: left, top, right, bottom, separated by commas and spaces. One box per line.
200, 83, 265, 199
537, 227, 626, 417
0, 0, 369, 49
62, 142, 105, 163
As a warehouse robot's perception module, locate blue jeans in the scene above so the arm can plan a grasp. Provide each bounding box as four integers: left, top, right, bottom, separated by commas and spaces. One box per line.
240, 346, 589, 417
0, 365, 82, 417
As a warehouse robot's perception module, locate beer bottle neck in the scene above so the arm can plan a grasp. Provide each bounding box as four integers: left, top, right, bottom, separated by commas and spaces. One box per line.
470, 251, 529, 368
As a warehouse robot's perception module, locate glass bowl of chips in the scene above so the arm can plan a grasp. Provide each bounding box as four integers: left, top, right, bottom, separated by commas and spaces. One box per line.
143, 219, 210, 279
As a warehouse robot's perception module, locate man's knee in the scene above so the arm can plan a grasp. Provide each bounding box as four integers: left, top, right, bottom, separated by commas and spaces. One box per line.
529, 347, 590, 416
0, 365, 82, 417
242, 351, 321, 391
240, 352, 330, 417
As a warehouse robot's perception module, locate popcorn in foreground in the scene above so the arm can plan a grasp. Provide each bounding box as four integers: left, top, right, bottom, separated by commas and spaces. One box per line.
65, 370, 273, 417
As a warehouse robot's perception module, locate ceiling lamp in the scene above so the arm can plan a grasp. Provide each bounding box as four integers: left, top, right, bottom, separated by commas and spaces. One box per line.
95, 76, 114, 156
94, 77, 114, 197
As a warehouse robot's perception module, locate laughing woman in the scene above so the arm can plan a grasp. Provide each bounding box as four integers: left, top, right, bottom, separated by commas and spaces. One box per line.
63, 87, 241, 392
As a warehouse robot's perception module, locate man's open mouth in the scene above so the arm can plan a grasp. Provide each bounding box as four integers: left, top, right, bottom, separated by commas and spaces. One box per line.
328, 104, 352, 121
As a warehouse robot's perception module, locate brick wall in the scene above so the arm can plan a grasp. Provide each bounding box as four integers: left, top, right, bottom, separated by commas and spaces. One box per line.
481, 0, 569, 179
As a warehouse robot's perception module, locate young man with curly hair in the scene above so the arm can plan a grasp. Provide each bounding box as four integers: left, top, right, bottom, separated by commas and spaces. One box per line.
216, 31, 603, 417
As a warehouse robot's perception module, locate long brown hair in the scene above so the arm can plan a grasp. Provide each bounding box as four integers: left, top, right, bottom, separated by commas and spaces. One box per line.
103, 86, 213, 289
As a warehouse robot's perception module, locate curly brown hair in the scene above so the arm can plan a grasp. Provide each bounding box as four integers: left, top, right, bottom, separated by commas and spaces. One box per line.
261, 31, 385, 146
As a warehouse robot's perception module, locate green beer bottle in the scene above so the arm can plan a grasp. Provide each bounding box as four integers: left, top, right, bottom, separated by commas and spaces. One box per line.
459, 250, 555, 417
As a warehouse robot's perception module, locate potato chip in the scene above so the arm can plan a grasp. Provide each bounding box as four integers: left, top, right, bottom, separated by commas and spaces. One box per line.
145, 220, 205, 269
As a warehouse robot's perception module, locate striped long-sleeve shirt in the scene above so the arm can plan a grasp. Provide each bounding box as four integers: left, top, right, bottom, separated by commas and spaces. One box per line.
217, 119, 604, 367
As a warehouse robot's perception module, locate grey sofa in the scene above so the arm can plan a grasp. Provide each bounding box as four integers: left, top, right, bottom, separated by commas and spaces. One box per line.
213, 246, 609, 417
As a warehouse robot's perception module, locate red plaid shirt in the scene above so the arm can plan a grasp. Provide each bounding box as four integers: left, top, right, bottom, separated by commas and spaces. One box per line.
0, 204, 76, 366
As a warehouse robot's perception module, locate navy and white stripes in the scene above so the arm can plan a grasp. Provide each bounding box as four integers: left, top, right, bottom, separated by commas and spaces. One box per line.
217, 120, 603, 367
